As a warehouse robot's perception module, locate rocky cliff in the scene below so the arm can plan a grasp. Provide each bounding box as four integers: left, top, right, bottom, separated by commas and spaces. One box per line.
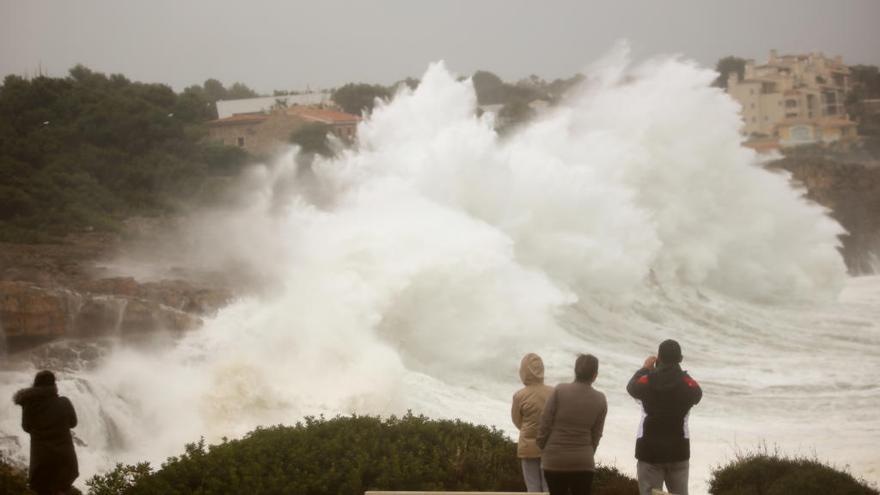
0, 231, 232, 353
768, 156, 880, 274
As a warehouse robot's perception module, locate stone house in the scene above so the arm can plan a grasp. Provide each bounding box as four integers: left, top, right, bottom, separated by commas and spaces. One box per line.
206, 106, 360, 156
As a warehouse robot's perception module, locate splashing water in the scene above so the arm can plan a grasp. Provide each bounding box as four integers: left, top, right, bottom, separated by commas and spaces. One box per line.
3, 49, 878, 494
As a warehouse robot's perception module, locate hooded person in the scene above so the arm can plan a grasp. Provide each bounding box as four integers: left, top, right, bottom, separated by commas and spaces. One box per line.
626, 339, 702, 495
511, 353, 554, 492
12, 370, 79, 495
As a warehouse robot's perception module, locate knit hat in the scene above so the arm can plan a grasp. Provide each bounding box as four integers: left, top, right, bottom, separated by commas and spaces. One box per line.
658, 339, 682, 364
33, 370, 56, 387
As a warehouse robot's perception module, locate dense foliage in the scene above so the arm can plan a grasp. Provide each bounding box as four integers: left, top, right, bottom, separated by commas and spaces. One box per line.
0, 66, 251, 242
472, 70, 530, 105
86, 414, 638, 495
709, 453, 879, 495
331, 83, 392, 116
0, 455, 33, 495
713, 56, 747, 88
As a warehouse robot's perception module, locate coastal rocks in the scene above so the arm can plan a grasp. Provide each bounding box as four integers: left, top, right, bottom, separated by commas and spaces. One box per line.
0, 224, 236, 353
118, 298, 201, 334
0, 279, 216, 352
75, 277, 233, 315
0, 281, 74, 340
769, 155, 880, 274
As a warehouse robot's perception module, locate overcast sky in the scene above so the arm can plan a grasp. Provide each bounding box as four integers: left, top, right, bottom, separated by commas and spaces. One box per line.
2, 0, 878, 93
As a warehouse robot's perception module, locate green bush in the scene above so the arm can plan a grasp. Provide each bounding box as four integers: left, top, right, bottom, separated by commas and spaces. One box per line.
709, 453, 879, 495
0, 455, 33, 495
87, 414, 638, 495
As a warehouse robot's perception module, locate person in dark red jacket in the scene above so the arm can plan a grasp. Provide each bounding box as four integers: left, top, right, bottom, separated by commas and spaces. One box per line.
626, 340, 701, 495
12, 370, 79, 495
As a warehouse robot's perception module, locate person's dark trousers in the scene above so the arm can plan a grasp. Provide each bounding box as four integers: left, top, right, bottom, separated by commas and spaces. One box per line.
543, 470, 594, 495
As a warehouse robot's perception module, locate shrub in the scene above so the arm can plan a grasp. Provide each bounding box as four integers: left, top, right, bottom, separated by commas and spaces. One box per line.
87, 414, 638, 495
0, 455, 33, 495
709, 453, 879, 495
591, 465, 639, 494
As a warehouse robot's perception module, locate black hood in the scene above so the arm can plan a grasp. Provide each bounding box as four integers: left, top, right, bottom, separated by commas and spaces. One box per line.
649, 363, 684, 392
13, 385, 58, 406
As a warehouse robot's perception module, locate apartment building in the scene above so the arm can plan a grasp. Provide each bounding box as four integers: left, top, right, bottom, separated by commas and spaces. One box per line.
727, 50, 857, 148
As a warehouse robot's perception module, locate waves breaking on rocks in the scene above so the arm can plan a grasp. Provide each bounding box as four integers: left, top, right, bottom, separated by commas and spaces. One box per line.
3, 47, 876, 493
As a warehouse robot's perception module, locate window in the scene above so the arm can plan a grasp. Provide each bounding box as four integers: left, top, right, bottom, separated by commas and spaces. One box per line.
237, 137, 245, 147
785, 99, 798, 108
750, 103, 755, 109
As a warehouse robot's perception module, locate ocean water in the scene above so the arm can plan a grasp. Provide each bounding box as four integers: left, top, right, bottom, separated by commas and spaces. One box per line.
2, 48, 877, 494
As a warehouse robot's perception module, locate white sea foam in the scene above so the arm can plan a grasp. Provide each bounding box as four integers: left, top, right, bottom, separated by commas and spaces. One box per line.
2, 49, 875, 495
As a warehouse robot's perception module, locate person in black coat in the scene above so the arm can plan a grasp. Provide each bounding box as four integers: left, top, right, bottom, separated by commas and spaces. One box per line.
626, 340, 702, 495
12, 370, 79, 495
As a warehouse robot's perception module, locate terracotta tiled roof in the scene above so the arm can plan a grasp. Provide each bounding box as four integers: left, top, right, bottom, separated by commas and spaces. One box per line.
207, 113, 269, 126
288, 107, 360, 125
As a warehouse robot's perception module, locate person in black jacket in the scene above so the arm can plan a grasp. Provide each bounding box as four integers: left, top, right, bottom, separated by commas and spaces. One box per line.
626, 340, 701, 495
12, 370, 79, 495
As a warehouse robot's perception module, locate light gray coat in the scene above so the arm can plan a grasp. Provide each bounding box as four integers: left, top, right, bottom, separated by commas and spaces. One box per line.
536, 381, 607, 471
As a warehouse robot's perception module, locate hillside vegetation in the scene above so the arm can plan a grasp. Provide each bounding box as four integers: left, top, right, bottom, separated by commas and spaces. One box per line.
0, 66, 250, 242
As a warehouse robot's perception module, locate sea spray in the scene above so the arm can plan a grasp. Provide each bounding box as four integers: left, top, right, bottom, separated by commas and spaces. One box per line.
1, 49, 869, 494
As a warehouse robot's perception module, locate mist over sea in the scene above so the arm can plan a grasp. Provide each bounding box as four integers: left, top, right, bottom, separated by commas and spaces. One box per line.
2, 48, 878, 494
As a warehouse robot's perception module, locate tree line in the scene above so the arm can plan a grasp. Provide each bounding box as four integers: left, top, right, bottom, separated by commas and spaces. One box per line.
0, 66, 250, 242
8, 59, 873, 243
0, 65, 588, 244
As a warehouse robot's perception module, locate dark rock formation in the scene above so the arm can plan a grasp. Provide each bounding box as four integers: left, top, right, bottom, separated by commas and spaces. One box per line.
0, 228, 234, 353
0, 281, 74, 342
769, 156, 880, 274
0, 280, 210, 352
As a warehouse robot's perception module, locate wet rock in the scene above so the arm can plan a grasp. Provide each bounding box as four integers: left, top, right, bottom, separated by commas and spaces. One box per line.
73, 296, 129, 337
76, 277, 232, 316
75, 277, 140, 298
0, 281, 77, 340
120, 299, 201, 334
26, 340, 112, 372
0, 281, 206, 353
769, 156, 880, 274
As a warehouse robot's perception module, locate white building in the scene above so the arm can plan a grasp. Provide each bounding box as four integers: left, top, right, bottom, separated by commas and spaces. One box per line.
216, 93, 332, 119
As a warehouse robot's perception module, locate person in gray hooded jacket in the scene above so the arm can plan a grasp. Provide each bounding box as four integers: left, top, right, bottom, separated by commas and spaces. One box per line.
537, 354, 607, 495
512, 353, 554, 492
